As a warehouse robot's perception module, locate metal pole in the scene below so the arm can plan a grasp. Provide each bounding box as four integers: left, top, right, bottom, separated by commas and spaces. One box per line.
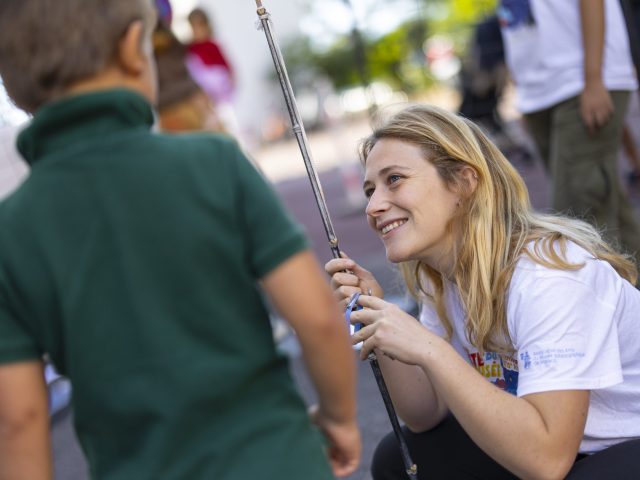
254, 2, 418, 478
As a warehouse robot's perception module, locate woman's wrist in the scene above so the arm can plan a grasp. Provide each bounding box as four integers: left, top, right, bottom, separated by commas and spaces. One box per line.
418, 333, 450, 371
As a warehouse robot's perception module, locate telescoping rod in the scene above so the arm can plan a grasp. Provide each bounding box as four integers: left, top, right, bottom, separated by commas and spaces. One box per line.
254, 2, 418, 479
254, 0, 340, 259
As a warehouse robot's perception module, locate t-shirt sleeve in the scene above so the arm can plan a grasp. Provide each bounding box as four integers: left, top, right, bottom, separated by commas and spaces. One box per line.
0, 286, 40, 364
419, 300, 447, 338
509, 270, 623, 397
233, 148, 309, 279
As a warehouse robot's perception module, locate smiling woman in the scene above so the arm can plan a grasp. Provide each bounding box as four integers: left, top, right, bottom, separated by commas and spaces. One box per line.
362, 139, 461, 268
326, 104, 640, 479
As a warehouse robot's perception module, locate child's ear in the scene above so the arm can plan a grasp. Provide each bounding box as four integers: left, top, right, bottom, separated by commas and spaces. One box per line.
117, 20, 147, 75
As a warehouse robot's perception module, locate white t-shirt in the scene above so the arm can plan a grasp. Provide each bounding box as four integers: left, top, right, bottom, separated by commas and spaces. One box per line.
499, 0, 638, 113
420, 241, 640, 453
0, 125, 29, 201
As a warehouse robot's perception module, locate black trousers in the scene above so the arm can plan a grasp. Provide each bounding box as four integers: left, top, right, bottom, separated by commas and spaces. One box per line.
372, 415, 640, 479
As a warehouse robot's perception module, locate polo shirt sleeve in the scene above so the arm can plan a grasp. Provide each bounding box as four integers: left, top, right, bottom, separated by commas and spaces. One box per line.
232, 148, 309, 279
0, 285, 40, 364
508, 268, 623, 397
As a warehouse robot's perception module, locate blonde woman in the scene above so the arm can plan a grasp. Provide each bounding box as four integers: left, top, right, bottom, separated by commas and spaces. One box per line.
326, 105, 640, 479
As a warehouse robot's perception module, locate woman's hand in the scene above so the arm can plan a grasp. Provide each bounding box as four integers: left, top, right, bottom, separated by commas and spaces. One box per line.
324, 253, 384, 310
349, 294, 442, 364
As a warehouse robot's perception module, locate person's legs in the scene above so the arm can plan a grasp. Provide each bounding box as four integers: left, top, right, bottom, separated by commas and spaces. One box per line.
371, 415, 518, 480
523, 107, 552, 171
566, 439, 640, 479
548, 91, 640, 258
622, 124, 640, 178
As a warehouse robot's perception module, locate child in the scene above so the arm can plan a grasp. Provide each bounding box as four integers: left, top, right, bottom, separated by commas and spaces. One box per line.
186, 8, 239, 136
186, 8, 235, 107
0, 1, 360, 478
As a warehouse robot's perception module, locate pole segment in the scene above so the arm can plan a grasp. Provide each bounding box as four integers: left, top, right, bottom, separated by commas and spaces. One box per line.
254, 3, 417, 478
255, 0, 340, 259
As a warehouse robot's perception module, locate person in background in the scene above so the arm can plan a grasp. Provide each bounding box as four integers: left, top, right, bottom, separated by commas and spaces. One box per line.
186, 7, 239, 135
499, 0, 640, 262
621, 0, 640, 186
153, 0, 224, 132
0, 0, 361, 478
458, 14, 532, 165
622, 123, 640, 185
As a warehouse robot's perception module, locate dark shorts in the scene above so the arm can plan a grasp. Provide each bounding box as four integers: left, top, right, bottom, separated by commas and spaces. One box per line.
372, 415, 640, 479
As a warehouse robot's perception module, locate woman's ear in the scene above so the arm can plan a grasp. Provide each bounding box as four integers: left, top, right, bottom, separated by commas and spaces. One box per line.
117, 20, 146, 76
458, 166, 479, 197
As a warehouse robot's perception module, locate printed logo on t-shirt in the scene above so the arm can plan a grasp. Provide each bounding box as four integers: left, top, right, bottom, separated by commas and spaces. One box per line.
468, 351, 519, 395
519, 347, 586, 369
498, 0, 534, 29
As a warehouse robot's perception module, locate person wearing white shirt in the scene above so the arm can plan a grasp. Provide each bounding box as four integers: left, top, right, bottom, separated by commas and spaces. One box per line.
326, 104, 640, 479
499, 0, 640, 264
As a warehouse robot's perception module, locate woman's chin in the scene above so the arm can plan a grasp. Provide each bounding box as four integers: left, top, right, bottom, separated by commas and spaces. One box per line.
385, 248, 411, 264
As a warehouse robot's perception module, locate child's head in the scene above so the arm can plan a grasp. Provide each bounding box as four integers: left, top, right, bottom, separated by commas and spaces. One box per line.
188, 8, 213, 42
0, 0, 157, 113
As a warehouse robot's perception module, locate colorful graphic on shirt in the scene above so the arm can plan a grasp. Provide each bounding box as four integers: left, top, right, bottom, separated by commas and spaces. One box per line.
498, 0, 534, 29
468, 351, 519, 395
500, 355, 519, 395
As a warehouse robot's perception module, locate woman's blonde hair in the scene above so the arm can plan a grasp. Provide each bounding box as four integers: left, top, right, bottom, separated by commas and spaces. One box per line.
360, 104, 637, 353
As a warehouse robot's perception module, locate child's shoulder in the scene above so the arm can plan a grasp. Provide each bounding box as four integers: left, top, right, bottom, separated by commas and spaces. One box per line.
148, 131, 244, 170
153, 130, 239, 156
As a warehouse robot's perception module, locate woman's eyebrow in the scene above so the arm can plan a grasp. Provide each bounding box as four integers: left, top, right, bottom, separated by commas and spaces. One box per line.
363, 165, 412, 190
379, 165, 412, 175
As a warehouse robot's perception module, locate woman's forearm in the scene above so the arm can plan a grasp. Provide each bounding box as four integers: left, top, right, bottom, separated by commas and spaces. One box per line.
376, 354, 447, 432
419, 339, 588, 480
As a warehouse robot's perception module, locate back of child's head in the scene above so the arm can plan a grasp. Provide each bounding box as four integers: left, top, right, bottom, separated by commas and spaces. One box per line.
187, 8, 210, 28
0, 0, 155, 113
188, 8, 213, 39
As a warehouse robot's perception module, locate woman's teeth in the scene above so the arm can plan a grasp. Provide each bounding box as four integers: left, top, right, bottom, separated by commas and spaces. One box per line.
381, 220, 406, 234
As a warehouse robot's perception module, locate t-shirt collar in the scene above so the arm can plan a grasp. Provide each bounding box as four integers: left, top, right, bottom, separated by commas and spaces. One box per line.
17, 89, 155, 165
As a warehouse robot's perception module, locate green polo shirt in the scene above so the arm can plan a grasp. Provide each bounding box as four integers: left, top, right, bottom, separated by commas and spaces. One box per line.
0, 89, 332, 479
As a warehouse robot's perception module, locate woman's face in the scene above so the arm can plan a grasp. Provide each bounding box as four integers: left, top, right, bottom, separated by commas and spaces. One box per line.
363, 138, 460, 271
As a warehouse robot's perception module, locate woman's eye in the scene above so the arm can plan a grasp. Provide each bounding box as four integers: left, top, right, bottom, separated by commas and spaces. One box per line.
364, 187, 374, 198
388, 174, 401, 185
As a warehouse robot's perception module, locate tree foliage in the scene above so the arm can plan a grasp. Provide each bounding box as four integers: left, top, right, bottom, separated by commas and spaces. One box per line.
283, 0, 498, 92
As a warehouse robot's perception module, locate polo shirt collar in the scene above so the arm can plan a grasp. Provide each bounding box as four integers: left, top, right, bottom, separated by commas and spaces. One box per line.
17, 89, 155, 165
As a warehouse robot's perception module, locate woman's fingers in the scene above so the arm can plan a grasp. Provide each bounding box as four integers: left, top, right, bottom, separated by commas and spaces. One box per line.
354, 294, 388, 310
334, 286, 361, 309
348, 307, 379, 327
359, 335, 376, 360
325, 257, 355, 276
331, 271, 360, 289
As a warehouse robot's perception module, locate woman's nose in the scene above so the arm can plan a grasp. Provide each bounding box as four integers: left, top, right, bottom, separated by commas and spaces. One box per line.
365, 189, 389, 217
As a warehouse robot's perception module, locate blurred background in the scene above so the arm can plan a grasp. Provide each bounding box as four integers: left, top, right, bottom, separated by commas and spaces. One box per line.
2, 0, 507, 182
1, 0, 639, 479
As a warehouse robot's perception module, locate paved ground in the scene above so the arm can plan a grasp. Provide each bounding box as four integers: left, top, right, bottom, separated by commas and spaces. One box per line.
50, 92, 640, 479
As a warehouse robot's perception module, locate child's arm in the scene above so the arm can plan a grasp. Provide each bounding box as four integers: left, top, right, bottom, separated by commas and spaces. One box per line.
0, 360, 52, 480
261, 250, 361, 478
